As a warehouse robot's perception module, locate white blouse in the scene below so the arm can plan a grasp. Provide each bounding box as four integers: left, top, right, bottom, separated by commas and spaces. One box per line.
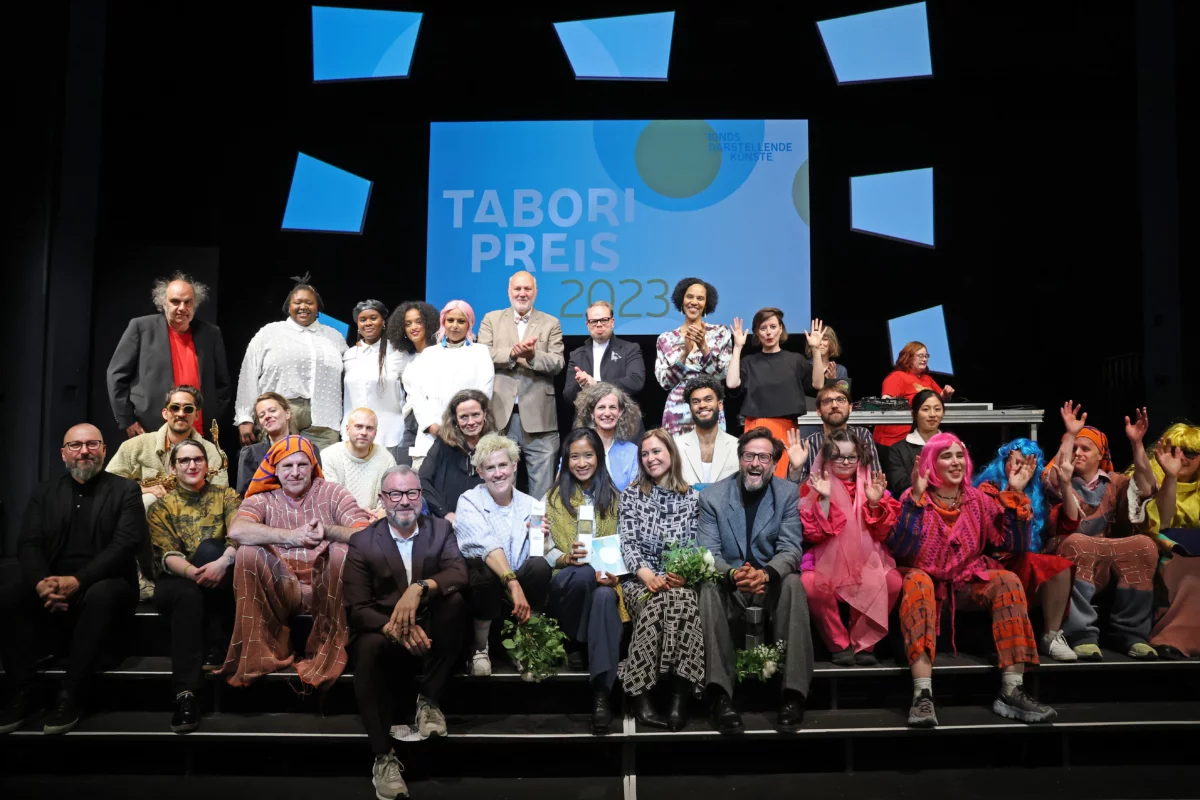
234, 318, 347, 429
402, 340, 495, 459
341, 340, 411, 447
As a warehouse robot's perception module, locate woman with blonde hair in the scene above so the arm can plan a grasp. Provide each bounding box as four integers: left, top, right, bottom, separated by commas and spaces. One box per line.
617, 429, 705, 731
573, 382, 643, 492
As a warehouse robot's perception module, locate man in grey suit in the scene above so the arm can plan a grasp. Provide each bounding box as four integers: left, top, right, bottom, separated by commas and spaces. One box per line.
562, 300, 645, 406
697, 426, 814, 735
107, 273, 231, 438
477, 271, 565, 499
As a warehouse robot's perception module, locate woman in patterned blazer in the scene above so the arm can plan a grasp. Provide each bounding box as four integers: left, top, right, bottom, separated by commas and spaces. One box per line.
617, 428, 705, 732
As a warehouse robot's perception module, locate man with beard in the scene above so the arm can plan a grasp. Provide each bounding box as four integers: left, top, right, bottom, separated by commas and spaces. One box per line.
696, 427, 814, 735
321, 407, 396, 514
786, 383, 880, 484
674, 376, 740, 487
0, 424, 146, 735
107, 385, 228, 512
343, 465, 467, 800
107, 272, 231, 438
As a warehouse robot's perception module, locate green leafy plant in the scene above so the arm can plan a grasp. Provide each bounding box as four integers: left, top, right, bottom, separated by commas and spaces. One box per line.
735, 641, 787, 683
501, 615, 569, 683
639, 544, 721, 602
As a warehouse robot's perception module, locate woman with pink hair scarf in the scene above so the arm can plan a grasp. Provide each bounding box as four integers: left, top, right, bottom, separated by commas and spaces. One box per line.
400, 300, 494, 468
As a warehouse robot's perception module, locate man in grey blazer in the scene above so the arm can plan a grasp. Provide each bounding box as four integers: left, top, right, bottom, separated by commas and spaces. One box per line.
696, 427, 814, 735
106, 274, 231, 438
477, 271, 565, 499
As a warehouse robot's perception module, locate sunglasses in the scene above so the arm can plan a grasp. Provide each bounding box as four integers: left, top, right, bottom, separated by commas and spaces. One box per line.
167, 403, 197, 415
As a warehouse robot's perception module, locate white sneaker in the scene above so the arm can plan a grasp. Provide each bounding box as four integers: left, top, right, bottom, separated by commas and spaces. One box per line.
470, 648, 492, 677
416, 697, 447, 739
1039, 630, 1078, 662
372, 751, 408, 799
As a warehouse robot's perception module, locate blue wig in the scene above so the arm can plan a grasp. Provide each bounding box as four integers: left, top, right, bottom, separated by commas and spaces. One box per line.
973, 438, 1048, 551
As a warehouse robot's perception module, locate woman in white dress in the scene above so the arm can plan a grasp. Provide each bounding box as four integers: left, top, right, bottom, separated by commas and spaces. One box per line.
235, 275, 346, 450
402, 299, 494, 468
385, 301, 440, 466
341, 299, 410, 448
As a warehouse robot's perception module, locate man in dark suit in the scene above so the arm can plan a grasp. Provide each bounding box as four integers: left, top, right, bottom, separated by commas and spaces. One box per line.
106, 273, 231, 438
563, 300, 646, 406
696, 427, 814, 736
343, 465, 467, 800
0, 424, 147, 736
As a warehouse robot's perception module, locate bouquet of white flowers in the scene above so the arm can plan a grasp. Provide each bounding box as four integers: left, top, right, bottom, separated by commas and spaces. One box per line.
735, 641, 787, 683
639, 544, 721, 602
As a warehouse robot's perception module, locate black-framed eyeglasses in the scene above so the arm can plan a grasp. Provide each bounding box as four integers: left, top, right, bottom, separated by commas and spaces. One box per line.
175, 456, 207, 467
167, 403, 197, 415
64, 440, 103, 452
830, 454, 860, 465
819, 397, 849, 407
586, 317, 613, 326
740, 452, 775, 465
380, 488, 422, 502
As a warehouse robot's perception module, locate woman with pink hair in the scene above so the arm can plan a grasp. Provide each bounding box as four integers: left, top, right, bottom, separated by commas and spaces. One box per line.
401, 300, 494, 468
798, 429, 902, 667
886, 432, 1055, 729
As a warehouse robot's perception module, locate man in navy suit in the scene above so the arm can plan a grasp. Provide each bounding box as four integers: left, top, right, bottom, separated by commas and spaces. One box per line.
106, 273, 231, 438
697, 427, 814, 735
342, 465, 467, 800
563, 301, 646, 406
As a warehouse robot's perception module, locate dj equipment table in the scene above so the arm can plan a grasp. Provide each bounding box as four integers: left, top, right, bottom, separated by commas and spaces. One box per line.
837, 406, 1045, 442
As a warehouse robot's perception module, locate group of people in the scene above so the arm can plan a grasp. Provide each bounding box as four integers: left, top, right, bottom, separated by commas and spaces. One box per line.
0, 269, 1195, 800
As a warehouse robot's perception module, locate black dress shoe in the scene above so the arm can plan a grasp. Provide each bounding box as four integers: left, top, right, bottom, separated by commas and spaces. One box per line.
567, 650, 586, 672
591, 690, 613, 735
831, 647, 856, 667
666, 680, 690, 732
203, 647, 226, 671
171, 691, 201, 733
43, 688, 80, 735
629, 692, 668, 730
777, 692, 805, 732
1157, 645, 1189, 661
709, 690, 743, 736
854, 650, 879, 667
0, 687, 44, 735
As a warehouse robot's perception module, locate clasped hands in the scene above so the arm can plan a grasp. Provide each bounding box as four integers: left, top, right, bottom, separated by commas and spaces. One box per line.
36, 575, 81, 613
731, 562, 768, 595
285, 520, 325, 549
639, 568, 684, 594
510, 336, 539, 362
383, 583, 431, 656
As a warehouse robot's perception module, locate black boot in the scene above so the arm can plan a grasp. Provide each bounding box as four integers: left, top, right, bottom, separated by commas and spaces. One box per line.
777, 690, 806, 733
171, 691, 201, 733
591, 690, 613, 735
708, 688, 743, 736
43, 687, 81, 736
666, 679, 690, 732
629, 692, 668, 730
0, 686, 44, 735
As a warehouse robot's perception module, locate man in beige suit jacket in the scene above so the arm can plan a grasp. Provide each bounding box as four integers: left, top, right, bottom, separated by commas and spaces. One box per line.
476, 272, 565, 499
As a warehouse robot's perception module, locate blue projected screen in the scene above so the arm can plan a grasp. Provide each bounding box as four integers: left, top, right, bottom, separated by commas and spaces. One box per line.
425, 120, 811, 336
888, 305, 953, 376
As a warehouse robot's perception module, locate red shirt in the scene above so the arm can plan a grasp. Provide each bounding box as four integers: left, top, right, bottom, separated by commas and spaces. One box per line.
168, 326, 203, 433
872, 370, 942, 447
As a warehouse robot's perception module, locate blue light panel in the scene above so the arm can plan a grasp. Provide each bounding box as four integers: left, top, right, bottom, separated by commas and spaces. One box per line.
311, 6, 422, 81
281, 153, 373, 234
817, 2, 932, 84
889, 305, 954, 375
850, 167, 934, 246
553, 12, 674, 80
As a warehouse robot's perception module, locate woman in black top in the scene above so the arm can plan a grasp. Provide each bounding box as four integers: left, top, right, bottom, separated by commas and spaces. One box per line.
419, 389, 496, 523
726, 307, 815, 478
884, 388, 945, 496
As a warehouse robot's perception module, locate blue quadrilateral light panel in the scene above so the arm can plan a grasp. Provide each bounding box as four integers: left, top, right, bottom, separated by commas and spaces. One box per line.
850, 167, 934, 246
817, 2, 932, 84
281, 153, 373, 234
553, 12, 675, 80
317, 313, 350, 338
311, 6, 423, 81
888, 305, 954, 375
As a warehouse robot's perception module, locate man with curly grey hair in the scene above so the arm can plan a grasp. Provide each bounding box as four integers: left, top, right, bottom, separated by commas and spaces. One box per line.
107, 272, 231, 439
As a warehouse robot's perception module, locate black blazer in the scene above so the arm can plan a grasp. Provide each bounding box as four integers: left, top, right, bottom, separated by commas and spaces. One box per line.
886, 438, 924, 498
106, 314, 232, 431
563, 335, 646, 405
17, 472, 147, 591
342, 515, 467, 640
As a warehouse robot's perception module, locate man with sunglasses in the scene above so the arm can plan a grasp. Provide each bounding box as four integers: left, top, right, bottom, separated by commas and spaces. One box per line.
343, 465, 467, 800
785, 383, 881, 485
0, 424, 146, 736
107, 385, 227, 512
696, 427, 814, 735
563, 300, 646, 406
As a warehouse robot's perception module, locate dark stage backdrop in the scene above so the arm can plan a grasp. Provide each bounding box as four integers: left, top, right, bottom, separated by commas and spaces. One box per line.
69, 1, 1191, 503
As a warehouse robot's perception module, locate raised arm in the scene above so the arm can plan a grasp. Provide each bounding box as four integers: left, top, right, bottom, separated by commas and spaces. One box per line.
1153, 441, 1182, 533
1125, 407, 1157, 499
725, 317, 747, 391
805, 320, 826, 391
